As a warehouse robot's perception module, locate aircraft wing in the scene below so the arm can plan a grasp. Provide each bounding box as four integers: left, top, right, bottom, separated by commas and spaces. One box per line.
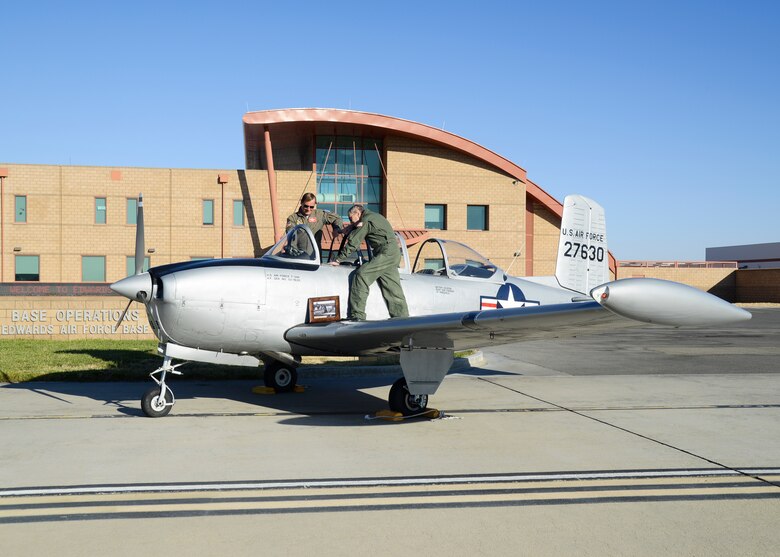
285, 301, 626, 354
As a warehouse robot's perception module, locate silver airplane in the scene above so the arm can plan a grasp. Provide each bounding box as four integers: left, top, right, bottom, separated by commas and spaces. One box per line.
111, 194, 751, 418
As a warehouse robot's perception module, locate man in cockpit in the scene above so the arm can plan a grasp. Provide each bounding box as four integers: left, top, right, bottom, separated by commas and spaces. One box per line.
284, 193, 343, 258
286, 193, 343, 243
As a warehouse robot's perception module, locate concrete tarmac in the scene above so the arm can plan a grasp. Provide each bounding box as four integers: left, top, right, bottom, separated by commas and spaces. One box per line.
1, 309, 778, 556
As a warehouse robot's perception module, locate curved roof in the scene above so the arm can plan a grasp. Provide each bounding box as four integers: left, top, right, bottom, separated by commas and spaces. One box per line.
243, 108, 562, 217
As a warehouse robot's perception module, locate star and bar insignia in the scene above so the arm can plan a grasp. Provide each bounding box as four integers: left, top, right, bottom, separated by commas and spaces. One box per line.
480, 283, 540, 310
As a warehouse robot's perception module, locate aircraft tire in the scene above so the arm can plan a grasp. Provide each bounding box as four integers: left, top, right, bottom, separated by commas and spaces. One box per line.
141, 386, 173, 418
388, 378, 428, 416
264, 363, 297, 393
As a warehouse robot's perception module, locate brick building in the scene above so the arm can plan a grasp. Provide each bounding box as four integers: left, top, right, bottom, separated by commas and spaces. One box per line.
1, 108, 582, 286
0, 108, 645, 339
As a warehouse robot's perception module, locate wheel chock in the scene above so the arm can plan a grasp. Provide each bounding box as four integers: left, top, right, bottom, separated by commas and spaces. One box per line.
252, 385, 306, 395
373, 410, 404, 421
371, 408, 441, 421
422, 408, 441, 419
252, 386, 276, 395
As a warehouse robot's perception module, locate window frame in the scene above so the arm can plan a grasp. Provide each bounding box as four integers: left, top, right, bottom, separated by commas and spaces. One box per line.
126, 256, 151, 276
126, 198, 138, 225
95, 197, 107, 224
81, 255, 106, 282
202, 199, 215, 226
315, 135, 383, 218
466, 205, 489, 231
15, 254, 40, 282
15, 195, 27, 223
233, 199, 244, 226
424, 204, 447, 230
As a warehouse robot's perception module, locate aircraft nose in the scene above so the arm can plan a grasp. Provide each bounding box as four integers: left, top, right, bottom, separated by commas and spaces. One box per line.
110, 272, 152, 302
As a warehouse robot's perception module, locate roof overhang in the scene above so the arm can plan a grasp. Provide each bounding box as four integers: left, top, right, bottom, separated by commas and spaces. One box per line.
242, 108, 585, 266
244, 108, 529, 182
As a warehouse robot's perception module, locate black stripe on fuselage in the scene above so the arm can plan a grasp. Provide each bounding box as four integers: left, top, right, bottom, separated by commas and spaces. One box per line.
148, 257, 319, 278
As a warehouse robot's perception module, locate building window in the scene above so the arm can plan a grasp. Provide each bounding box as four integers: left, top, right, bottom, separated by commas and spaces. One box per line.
126, 256, 150, 276
203, 199, 214, 225
233, 200, 244, 226
424, 257, 444, 271
424, 204, 446, 230
467, 205, 488, 231
82, 256, 106, 282
316, 136, 382, 219
15, 255, 39, 281
15, 196, 27, 223
126, 198, 138, 225
95, 197, 107, 224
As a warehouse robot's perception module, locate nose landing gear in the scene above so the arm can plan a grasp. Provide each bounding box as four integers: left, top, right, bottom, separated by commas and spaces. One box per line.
141, 355, 184, 418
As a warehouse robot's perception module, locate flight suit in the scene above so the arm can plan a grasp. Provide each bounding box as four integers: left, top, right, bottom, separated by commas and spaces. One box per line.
335, 209, 409, 321
285, 208, 342, 236
285, 208, 342, 257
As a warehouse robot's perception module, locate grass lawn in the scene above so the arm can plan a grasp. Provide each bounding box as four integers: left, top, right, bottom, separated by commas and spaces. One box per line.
0, 339, 473, 383
0, 339, 260, 383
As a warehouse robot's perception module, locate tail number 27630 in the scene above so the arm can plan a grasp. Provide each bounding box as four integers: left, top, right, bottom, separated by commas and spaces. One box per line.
563, 241, 604, 262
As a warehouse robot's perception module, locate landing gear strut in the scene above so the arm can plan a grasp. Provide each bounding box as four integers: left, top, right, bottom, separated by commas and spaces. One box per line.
388, 377, 429, 416
141, 355, 184, 418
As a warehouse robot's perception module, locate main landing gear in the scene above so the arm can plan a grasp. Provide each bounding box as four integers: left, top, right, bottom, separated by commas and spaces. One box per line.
141, 355, 184, 418
259, 354, 301, 393
388, 377, 429, 416
263, 359, 299, 392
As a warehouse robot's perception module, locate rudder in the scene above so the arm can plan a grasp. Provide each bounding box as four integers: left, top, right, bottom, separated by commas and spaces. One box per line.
555, 194, 609, 294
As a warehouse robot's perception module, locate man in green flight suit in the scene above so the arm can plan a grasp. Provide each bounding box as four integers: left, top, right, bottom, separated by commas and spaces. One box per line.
329, 204, 409, 321
286, 193, 343, 240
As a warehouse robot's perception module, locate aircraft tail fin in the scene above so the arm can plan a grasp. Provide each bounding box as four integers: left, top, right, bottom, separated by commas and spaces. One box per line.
555, 194, 609, 294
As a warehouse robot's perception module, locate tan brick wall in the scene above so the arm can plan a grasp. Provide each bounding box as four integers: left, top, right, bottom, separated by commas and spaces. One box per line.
0, 148, 536, 284
383, 136, 525, 271
0, 296, 154, 340
616, 266, 737, 300
531, 203, 560, 276
736, 269, 780, 303
0, 164, 293, 281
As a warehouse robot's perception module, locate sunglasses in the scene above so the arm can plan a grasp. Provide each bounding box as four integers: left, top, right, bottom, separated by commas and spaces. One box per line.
302, 204, 315, 209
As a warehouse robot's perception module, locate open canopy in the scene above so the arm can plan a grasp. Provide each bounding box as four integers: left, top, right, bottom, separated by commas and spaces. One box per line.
261, 225, 321, 266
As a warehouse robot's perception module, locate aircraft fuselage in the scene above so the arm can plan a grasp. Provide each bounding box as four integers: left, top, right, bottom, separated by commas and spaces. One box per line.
143, 259, 575, 357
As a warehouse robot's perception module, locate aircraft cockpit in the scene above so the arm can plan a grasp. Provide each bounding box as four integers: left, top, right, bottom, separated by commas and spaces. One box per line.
411, 238, 504, 282
261, 225, 321, 266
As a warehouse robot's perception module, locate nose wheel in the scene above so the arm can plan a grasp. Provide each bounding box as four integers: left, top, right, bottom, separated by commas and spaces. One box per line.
141, 386, 173, 418
388, 377, 429, 416
141, 356, 184, 417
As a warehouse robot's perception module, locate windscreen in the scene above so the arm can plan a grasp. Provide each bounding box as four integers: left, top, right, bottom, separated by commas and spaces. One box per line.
441, 240, 499, 279
262, 226, 319, 264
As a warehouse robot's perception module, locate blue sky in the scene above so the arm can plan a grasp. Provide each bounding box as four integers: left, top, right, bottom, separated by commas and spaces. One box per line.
1, 1, 778, 261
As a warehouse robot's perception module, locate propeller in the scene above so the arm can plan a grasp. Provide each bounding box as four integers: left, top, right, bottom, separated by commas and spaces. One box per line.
112, 194, 149, 331
134, 193, 145, 274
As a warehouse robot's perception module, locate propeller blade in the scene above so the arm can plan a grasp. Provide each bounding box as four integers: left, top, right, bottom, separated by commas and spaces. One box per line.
114, 299, 133, 332
134, 193, 145, 275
